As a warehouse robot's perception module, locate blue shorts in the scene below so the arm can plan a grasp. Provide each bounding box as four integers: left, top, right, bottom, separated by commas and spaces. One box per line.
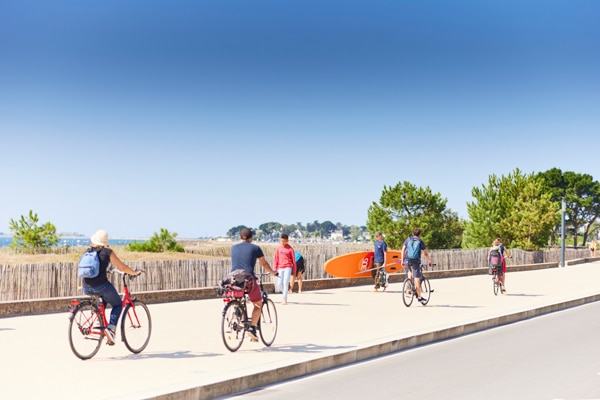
407, 260, 423, 279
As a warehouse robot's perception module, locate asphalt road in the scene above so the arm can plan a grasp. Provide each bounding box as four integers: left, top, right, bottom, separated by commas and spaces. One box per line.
228, 301, 600, 400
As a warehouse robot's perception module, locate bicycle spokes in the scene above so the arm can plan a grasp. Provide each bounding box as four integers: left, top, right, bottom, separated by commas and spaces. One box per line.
121, 300, 152, 354
221, 301, 245, 352
68, 303, 104, 360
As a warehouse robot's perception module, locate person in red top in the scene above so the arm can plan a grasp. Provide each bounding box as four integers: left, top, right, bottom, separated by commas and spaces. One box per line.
274, 233, 296, 305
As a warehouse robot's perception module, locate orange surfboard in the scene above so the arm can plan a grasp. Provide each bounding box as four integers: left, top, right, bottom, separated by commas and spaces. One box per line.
324, 250, 405, 278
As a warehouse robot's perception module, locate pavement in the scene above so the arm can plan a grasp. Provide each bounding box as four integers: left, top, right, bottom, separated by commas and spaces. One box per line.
1, 261, 600, 400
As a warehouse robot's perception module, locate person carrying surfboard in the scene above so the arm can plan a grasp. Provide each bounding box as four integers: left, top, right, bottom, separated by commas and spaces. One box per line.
401, 228, 432, 304
373, 232, 388, 291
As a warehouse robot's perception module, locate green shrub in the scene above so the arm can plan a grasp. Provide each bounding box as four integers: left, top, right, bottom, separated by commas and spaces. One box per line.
126, 228, 184, 253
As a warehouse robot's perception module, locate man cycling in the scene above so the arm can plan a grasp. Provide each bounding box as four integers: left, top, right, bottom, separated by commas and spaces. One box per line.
401, 228, 432, 305
230, 228, 278, 341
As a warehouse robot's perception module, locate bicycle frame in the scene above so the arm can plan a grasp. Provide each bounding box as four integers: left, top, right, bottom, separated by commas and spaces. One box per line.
70, 274, 136, 329
68, 271, 151, 360
219, 272, 278, 351
491, 266, 502, 295
402, 263, 434, 307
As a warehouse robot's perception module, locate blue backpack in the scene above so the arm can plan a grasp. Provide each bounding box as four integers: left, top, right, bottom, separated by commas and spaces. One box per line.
78, 249, 100, 278
406, 238, 421, 260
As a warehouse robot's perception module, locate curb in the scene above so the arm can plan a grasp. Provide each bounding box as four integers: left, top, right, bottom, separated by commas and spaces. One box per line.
150, 292, 600, 400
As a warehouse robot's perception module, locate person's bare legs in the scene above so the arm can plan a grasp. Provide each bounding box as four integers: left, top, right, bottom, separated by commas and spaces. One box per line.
297, 273, 303, 294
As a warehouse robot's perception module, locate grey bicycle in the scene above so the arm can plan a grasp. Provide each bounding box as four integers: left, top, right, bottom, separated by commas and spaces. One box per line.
402, 264, 434, 307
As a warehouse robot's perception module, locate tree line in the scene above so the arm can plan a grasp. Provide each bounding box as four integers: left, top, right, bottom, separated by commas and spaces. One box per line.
366, 168, 599, 251
226, 221, 368, 242
232, 168, 600, 251
7, 167, 600, 253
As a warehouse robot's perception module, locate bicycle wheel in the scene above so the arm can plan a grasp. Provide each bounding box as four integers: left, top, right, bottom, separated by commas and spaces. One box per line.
493, 274, 500, 296
121, 300, 152, 354
420, 278, 431, 305
259, 298, 278, 346
402, 279, 414, 307
221, 301, 245, 352
68, 302, 104, 360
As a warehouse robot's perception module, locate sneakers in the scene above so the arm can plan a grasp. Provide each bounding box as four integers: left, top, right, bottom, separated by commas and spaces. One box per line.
501, 285, 506, 294
104, 328, 116, 345
418, 297, 427, 305
247, 326, 259, 342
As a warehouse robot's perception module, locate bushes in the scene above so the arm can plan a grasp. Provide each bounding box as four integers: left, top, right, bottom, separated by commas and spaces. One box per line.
126, 228, 184, 253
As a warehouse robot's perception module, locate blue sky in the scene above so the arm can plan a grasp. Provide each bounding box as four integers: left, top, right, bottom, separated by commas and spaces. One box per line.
1, 1, 598, 238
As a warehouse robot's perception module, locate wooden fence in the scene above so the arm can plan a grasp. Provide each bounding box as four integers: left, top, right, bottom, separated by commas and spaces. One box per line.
0, 245, 590, 302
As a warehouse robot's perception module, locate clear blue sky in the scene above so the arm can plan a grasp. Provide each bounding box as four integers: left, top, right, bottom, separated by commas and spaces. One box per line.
1, 1, 598, 238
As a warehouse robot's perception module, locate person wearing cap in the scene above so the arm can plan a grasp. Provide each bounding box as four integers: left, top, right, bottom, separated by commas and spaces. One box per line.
82, 229, 142, 345
372, 231, 388, 291
230, 228, 278, 341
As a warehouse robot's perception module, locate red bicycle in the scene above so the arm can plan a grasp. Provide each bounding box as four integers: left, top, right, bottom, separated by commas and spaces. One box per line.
68, 271, 152, 360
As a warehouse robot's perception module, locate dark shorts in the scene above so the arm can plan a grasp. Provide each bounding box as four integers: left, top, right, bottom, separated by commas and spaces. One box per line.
494, 265, 504, 276
296, 257, 305, 276
407, 260, 423, 279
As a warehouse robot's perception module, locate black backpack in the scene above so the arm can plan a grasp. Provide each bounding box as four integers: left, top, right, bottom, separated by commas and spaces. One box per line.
220, 269, 252, 289
489, 248, 503, 268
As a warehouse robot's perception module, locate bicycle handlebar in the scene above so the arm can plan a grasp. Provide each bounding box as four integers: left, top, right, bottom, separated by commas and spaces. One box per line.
109, 267, 144, 276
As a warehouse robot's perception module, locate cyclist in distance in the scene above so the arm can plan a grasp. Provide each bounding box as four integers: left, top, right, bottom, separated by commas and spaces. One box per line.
494, 237, 511, 293
230, 228, 279, 341
82, 229, 142, 345
401, 228, 432, 305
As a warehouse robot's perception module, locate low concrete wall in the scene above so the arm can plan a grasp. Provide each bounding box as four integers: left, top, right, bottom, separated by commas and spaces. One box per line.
0, 259, 574, 318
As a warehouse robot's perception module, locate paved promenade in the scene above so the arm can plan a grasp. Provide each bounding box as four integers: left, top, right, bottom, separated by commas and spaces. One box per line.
1, 261, 600, 399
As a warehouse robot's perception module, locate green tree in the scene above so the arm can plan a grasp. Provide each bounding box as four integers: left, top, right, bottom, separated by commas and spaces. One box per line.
126, 228, 184, 252
366, 181, 463, 249
538, 168, 600, 247
258, 222, 282, 239
227, 225, 248, 238
349, 225, 362, 241
282, 224, 297, 236
320, 220, 336, 237
464, 168, 557, 250
9, 210, 59, 252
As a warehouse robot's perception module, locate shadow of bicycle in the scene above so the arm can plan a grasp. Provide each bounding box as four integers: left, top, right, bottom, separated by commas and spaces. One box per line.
255, 342, 355, 354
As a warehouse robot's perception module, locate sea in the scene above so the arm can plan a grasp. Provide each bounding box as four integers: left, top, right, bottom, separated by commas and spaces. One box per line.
0, 236, 141, 248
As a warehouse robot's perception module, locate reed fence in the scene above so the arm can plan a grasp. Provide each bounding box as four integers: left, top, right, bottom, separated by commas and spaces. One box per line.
0, 245, 590, 302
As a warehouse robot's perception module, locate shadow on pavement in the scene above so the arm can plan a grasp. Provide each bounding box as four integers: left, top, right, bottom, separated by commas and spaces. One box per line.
255, 343, 355, 354
113, 350, 221, 360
